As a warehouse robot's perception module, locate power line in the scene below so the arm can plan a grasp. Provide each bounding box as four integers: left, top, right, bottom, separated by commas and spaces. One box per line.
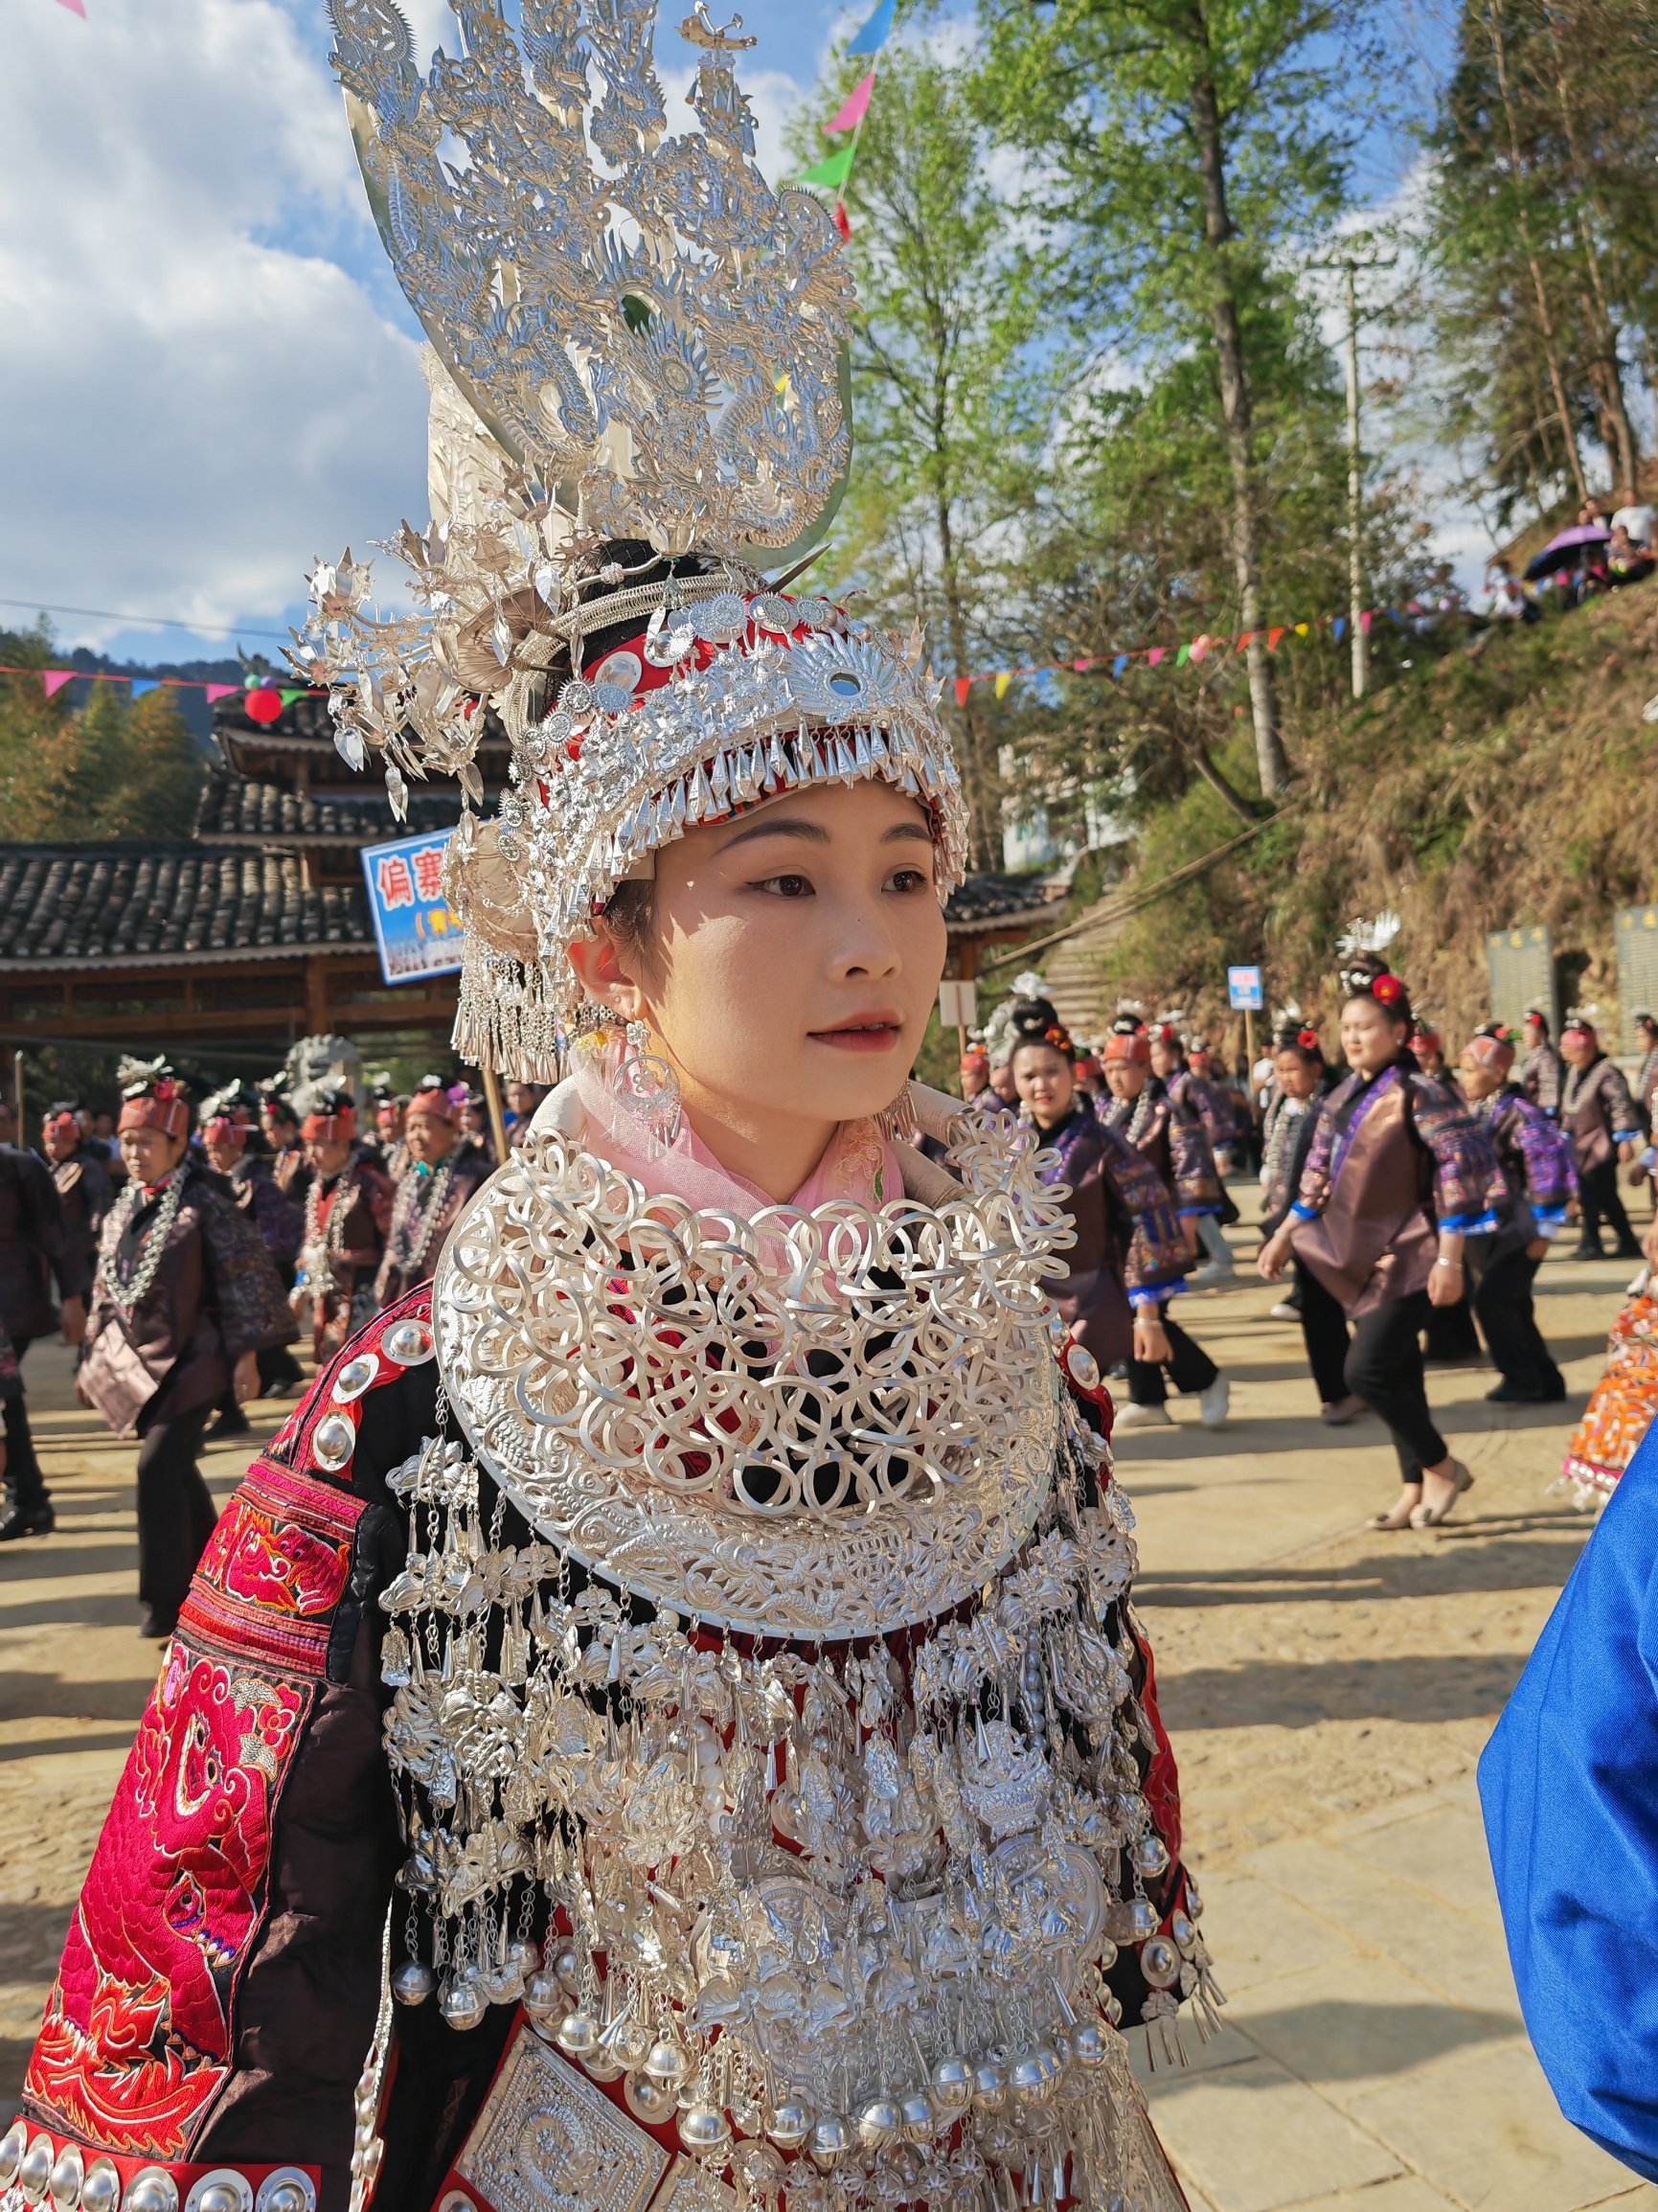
0, 595, 291, 644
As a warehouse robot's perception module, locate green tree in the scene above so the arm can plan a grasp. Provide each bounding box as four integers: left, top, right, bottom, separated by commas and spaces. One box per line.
1428, 0, 1658, 524
0, 637, 206, 842
792, 43, 1052, 869
971, 0, 1385, 801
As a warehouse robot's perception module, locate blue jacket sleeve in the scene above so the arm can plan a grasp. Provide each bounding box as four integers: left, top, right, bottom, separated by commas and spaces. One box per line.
1480, 1419, 1658, 2180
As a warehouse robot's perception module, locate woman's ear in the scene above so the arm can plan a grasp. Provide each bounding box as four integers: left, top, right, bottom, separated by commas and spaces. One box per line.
567, 924, 650, 1022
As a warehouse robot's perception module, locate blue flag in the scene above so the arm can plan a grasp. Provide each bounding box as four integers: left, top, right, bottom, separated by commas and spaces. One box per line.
1112, 654, 1129, 679
130, 679, 160, 697
847, 0, 896, 55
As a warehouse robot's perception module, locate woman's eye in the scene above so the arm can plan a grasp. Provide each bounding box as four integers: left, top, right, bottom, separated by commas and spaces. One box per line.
758, 873, 812, 898
886, 868, 929, 894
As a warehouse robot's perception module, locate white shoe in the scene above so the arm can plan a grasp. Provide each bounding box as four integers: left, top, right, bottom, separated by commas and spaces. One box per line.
1198, 1376, 1231, 1428
1268, 1299, 1299, 1321
1115, 1401, 1173, 1429
1190, 1260, 1238, 1288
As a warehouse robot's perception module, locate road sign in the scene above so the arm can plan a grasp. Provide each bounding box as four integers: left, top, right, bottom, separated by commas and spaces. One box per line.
1227, 965, 1263, 1012
361, 829, 464, 986
1486, 924, 1556, 1039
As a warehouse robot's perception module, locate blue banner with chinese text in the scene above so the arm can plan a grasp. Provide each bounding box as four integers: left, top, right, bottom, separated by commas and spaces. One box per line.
360, 829, 464, 985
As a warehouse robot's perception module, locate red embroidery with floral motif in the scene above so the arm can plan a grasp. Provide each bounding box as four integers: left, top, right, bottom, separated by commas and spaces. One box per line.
25, 1645, 310, 2155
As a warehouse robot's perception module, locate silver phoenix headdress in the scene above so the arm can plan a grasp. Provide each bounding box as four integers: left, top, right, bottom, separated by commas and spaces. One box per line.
295, 0, 968, 1073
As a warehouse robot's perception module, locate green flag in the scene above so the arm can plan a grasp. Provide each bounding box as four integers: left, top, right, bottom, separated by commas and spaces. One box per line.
796, 146, 855, 191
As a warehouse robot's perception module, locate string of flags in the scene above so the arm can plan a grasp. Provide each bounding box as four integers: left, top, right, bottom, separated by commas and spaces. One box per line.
0, 666, 320, 714
795, 0, 894, 238
946, 604, 1422, 705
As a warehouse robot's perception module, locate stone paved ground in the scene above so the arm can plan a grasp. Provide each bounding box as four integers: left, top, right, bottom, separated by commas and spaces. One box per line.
0, 1211, 1652, 2209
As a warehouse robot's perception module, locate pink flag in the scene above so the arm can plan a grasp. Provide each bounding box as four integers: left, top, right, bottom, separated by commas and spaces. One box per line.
1360, 609, 1374, 635
1147, 648, 1166, 667
1073, 658, 1093, 673
42, 671, 75, 698
826, 71, 875, 134
55, 0, 87, 16
205, 683, 240, 701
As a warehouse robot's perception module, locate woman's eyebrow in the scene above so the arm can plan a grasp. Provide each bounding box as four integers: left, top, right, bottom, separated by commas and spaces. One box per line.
716, 815, 831, 852
882, 820, 935, 844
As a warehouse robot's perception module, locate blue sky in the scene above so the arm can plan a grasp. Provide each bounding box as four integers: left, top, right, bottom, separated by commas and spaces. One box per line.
0, 0, 1466, 677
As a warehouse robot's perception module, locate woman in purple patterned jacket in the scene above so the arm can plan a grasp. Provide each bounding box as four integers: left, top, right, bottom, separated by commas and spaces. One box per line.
1096, 1016, 1231, 1430
1257, 965, 1505, 1529
1459, 1024, 1574, 1403
1010, 1015, 1192, 1402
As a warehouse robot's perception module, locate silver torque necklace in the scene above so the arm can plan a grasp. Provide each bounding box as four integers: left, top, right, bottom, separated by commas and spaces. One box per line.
391, 1157, 456, 1278
98, 1166, 188, 1311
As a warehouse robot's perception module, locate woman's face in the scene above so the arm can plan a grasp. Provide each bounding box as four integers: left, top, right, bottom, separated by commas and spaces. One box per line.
1340, 997, 1409, 1077
1012, 1043, 1075, 1127
570, 777, 946, 1138
120, 1127, 188, 1183
1103, 1058, 1147, 1101
1274, 1050, 1320, 1101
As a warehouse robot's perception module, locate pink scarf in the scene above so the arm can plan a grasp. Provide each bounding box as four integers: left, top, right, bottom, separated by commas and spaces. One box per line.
572, 1053, 902, 1221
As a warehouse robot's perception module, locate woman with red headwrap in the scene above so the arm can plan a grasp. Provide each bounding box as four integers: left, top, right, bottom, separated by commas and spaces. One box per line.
1559, 1013, 1644, 1260
292, 1088, 395, 1358
1458, 1025, 1573, 1403
1008, 1006, 1192, 1389
1258, 966, 1504, 1528
1098, 1015, 1231, 1428
77, 1063, 298, 1635
374, 1077, 493, 1307
199, 1083, 307, 1428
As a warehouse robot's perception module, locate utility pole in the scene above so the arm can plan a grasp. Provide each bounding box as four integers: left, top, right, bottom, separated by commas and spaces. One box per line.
1311, 246, 1397, 700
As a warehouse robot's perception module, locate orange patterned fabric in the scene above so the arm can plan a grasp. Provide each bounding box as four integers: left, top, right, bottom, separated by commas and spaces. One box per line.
1563, 1290, 1658, 1497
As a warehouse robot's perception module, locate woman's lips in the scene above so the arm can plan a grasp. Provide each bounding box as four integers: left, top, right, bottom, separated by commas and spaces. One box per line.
809, 1018, 903, 1053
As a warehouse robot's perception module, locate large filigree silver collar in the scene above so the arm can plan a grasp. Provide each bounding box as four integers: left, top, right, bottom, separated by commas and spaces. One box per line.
433, 1116, 1069, 1636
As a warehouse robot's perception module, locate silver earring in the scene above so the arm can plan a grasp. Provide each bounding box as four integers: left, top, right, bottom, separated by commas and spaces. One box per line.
611, 1018, 682, 1159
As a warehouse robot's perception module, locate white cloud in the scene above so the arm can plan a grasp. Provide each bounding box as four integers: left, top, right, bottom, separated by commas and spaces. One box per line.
0, 0, 434, 652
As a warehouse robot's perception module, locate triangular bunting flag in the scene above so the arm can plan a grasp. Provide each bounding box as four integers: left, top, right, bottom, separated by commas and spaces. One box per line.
130, 678, 160, 697
1073, 657, 1093, 673
1236, 631, 1255, 652
831, 200, 851, 242
1112, 655, 1129, 679
847, 0, 896, 54
1333, 617, 1346, 643
279, 688, 307, 704
42, 671, 75, 698
205, 683, 239, 701
994, 673, 1011, 699
797, 146, 855, 191
1363, 610, 1375, 634
953, 676, 971, 707
1267, 627, 1285, 650
1295, 623, 1308, 637
1147, 648, 1166, 668
826, 71, 875, 134
1175, 645, 1190, 668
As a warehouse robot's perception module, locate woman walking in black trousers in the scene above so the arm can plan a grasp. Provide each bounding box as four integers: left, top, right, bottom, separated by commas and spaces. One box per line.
1259, 1024, 1361, 1424
1257, 962, 1504, 1529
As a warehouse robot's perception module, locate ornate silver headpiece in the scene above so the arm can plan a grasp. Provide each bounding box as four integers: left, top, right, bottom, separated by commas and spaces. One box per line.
329, 0, 852, 557
296, 0, 970, 1076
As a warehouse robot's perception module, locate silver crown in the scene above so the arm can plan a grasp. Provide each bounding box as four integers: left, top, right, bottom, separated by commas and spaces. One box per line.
328, 0, 853, 557
297, 0, 968, 1078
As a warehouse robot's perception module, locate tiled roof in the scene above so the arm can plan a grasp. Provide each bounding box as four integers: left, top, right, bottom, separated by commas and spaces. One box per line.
0, 844, 373, 969
944, 874, 1057, 927
195, 768, 459, 845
